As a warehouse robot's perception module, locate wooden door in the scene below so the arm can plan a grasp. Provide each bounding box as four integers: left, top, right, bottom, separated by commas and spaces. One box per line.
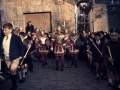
24, 12, 52, 33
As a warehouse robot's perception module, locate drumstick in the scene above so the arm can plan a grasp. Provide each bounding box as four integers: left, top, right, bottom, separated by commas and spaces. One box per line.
20, 44, 31, 65
107, 46, 113, 65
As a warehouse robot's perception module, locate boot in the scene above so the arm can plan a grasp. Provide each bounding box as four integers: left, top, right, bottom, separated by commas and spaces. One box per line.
42, 58, 45, 66
74, 60, 78, 68
71, 60, 74, 66
10, 75, 17, 90
61, 63, 64, 71
56, 61, 59, 70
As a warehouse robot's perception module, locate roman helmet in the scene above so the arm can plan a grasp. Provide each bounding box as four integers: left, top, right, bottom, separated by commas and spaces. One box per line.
65, 29, 68, 34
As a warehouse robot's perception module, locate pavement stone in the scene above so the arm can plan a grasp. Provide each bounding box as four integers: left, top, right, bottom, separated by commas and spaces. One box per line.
0, 58, 111, 90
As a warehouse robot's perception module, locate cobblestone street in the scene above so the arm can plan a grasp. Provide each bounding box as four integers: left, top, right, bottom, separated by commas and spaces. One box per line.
0, 58, 111, 90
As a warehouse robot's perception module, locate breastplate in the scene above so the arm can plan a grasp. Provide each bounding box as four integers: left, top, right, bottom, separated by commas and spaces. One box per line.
39, 37, 46, 44
55, 35, 64, 44
70, 36, 77, 44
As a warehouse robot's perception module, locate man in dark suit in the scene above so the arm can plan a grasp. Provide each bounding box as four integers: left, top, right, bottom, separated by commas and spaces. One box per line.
25, 21, 34, 34
1, 23, 24, 90
91, 32, 105, 80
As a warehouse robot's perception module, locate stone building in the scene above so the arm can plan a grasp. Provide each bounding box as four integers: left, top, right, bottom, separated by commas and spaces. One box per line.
0, 0, 76, 33
0, 0, 120, 33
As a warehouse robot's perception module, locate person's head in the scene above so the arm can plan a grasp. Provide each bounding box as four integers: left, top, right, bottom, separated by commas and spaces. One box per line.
65, 29, 68, 34
3, 23, 13, 36
90, 32, 94, 38
56, 25, 61, 34
14, 27, 20, 35
109, 28, 119, 41
100, 31, 104, 37
19, 32, 25, 40
94, 32, 101, 41
27, 21, 32, 26
28, 31, 31, 35
40, 30, 45, 36
104, 34, 111, 43
72, 30, 76, 35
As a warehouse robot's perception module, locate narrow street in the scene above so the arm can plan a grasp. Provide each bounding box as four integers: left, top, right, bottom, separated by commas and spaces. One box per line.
0, 57, 110, 90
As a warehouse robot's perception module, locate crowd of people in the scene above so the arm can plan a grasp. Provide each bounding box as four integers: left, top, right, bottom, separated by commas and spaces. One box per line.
0, 21, 120, 90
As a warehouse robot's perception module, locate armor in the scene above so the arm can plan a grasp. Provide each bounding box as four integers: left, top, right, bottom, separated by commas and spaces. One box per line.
70, 36, 78, 44
38, 33, 49, 54
54, 34, 64, 44
52, 34, 65, 56
38, 30, 49, 66
69, 31, 79, 54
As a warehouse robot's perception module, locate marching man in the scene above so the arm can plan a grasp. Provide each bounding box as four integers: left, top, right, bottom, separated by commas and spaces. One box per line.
38, 30, 49, 66
51, 25, 65, 71
69, 30, 79, 67
64, 29, 71, 61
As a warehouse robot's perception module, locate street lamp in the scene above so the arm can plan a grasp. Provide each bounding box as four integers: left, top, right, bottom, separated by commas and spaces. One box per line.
80, 2, 89, 10
78, 0, 91, 14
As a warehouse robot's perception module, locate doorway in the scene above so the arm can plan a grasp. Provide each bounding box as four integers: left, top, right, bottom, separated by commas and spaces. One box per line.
24, 12, 52, 33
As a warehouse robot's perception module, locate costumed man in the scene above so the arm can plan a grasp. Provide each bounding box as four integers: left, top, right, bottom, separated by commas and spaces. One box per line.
102, 28, 120, 90
17, 32, 28, 83
1, 23, 24, 90
90, 32, 105, 80
51, 25, 65, 71
38, 30, 49, 66
13, 27, 20, 36
35, 28, 40, 37
64, 29, 70, 61
69, 30, 79, 67
34, 28, 41, 62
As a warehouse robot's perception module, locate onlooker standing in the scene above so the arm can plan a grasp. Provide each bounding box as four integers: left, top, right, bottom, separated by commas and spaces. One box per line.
102, 28, 120, 90
1, 23, 24, 90
25, 21, 34, 34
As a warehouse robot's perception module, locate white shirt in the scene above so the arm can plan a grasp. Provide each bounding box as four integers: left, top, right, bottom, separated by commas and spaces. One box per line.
2, 33, 12, 56
96, 40, 100, 45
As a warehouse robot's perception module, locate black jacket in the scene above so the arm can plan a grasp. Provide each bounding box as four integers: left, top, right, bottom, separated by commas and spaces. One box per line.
1, 33, 25, 60
26, 25, 34, 34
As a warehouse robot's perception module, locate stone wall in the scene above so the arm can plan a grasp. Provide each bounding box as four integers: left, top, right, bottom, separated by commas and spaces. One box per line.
0, 0, 75, 33
92, 4, 120, 32
92, 4, 109, 32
